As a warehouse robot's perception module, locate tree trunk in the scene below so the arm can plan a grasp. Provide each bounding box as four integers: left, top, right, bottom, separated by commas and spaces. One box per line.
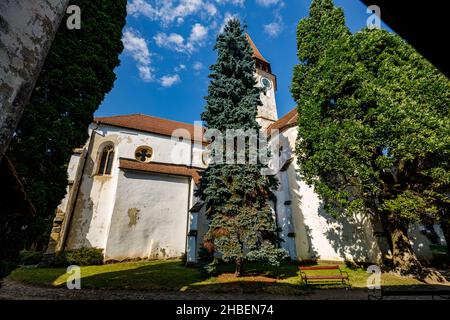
439, 219, 450, 256
386, 219, 445, 283
235, 258, 244, 277
0, 0, 69, 161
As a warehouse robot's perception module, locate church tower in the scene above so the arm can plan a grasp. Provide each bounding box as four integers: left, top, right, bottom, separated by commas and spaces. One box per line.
246, 34, 278, 131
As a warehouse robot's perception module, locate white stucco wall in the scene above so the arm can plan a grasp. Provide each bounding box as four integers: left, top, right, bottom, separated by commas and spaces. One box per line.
56, 152, 82, 216
273, 170, 297, 260
271, 124, 441, 263
408, 224, 446, 261
273, 126, 382, 263
104, 170, 190, 261
65, 130, 120, 250
64, 124, 202, 258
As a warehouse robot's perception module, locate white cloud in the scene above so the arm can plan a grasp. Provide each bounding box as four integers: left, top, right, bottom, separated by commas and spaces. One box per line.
122, 28, 154, 82
175, 64, 187, 72
193, 61, 204, 71
215, 0, 245, 6
154, 23, 208, 54
154, 32, 187, 52
138, 66, 154, 82
264, 22, 282, 38
127, 0, 157, 18
189, 23, 208, 43
160, 74, 181, 87
256, 0, 279, 7
263, 7, 284, 38
127, 0, 218, 26
204, 2, 218, 15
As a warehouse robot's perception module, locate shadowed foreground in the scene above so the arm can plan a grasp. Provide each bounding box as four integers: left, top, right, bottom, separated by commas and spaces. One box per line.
2, 260, 449, 300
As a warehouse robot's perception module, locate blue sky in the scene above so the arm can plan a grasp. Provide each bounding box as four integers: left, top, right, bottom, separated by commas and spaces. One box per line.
96, 0, 391, 124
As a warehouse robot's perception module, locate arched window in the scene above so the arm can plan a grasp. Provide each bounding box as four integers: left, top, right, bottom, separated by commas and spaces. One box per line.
98, 145, 114, 175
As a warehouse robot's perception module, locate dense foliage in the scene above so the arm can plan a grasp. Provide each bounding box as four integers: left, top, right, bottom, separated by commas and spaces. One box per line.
292, 0, 449, 280
19, 250, 44, 266
65, 247, 104, 266
6, 0, 127, 249
196, 19, 287, 276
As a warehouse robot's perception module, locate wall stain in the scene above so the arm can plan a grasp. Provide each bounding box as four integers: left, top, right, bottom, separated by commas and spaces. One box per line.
128, 208, 140, 227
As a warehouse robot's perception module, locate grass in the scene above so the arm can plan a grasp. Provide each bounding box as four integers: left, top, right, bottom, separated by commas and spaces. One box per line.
8, 259, 438, 295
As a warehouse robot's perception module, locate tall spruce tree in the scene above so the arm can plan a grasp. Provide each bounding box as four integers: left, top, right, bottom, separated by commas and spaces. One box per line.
197, 19, 287, 276
6, 0, 127, 248
292, 0, 449, 281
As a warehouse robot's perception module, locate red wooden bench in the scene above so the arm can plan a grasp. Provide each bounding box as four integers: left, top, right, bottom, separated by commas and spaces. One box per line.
299, 265, 350, 286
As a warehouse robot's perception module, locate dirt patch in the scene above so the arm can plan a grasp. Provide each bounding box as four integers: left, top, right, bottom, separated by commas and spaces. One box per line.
216, 273, 277, 283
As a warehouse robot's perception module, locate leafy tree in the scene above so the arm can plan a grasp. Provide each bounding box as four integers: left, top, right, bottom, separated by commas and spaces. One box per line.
292, 0, 449, 281
6, 0, 127, 249
196, 19, 288, 276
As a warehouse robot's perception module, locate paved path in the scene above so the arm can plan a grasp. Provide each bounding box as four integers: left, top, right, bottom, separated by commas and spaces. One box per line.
3, 279, 450, 300
0, 279, 371, 300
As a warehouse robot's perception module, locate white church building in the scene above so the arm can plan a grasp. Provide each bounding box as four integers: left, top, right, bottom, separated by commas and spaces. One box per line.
47, 35, 444, 264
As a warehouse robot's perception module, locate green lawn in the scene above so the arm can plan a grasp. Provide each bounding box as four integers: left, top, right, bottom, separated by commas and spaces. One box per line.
8, 260, 433, 295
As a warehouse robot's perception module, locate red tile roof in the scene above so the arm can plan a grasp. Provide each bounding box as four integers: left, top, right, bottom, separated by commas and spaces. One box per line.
266, 108, 298, 134
246, 33, 269, 64
119, 158, 202, 184
94, 114, 206, 144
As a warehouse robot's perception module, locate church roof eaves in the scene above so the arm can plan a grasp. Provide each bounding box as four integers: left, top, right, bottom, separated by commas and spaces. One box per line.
266, 108, 298, 135
119, 158, 202, 184
94, 114, 206, 145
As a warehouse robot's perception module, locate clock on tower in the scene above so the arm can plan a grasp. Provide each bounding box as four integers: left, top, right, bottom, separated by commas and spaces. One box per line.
246, 34, 278, 131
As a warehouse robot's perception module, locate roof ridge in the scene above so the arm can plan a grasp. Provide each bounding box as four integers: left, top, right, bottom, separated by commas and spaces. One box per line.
95, 113, 204, 128
93, 113, 206, 144
266, 107, 298, 133
246, 33, 269, 64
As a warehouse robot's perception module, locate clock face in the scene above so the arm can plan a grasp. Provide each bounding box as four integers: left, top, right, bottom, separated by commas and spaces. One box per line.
261, 77, 272, 90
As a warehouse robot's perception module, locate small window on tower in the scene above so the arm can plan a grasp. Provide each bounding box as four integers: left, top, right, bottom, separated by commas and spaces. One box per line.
98, 145, 114, 175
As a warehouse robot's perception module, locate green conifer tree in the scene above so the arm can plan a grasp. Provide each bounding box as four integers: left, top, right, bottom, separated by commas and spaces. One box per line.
197, 19, 287, 276
292, 0, 449, 281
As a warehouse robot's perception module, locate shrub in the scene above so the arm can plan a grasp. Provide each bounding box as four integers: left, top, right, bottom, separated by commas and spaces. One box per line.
48, 253, 69, 268
19, 250, 44, 265
65, 247, 104, 266
180, 252, 187, 265
0, 260, 17, 280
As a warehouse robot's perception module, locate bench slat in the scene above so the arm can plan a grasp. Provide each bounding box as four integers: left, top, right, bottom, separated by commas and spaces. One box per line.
304, 275, 347, 280
300, 265, 340, 270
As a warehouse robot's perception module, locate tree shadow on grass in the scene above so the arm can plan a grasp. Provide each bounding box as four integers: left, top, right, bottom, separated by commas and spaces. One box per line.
24, 260, 450, 298
47, 260, 307, 295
